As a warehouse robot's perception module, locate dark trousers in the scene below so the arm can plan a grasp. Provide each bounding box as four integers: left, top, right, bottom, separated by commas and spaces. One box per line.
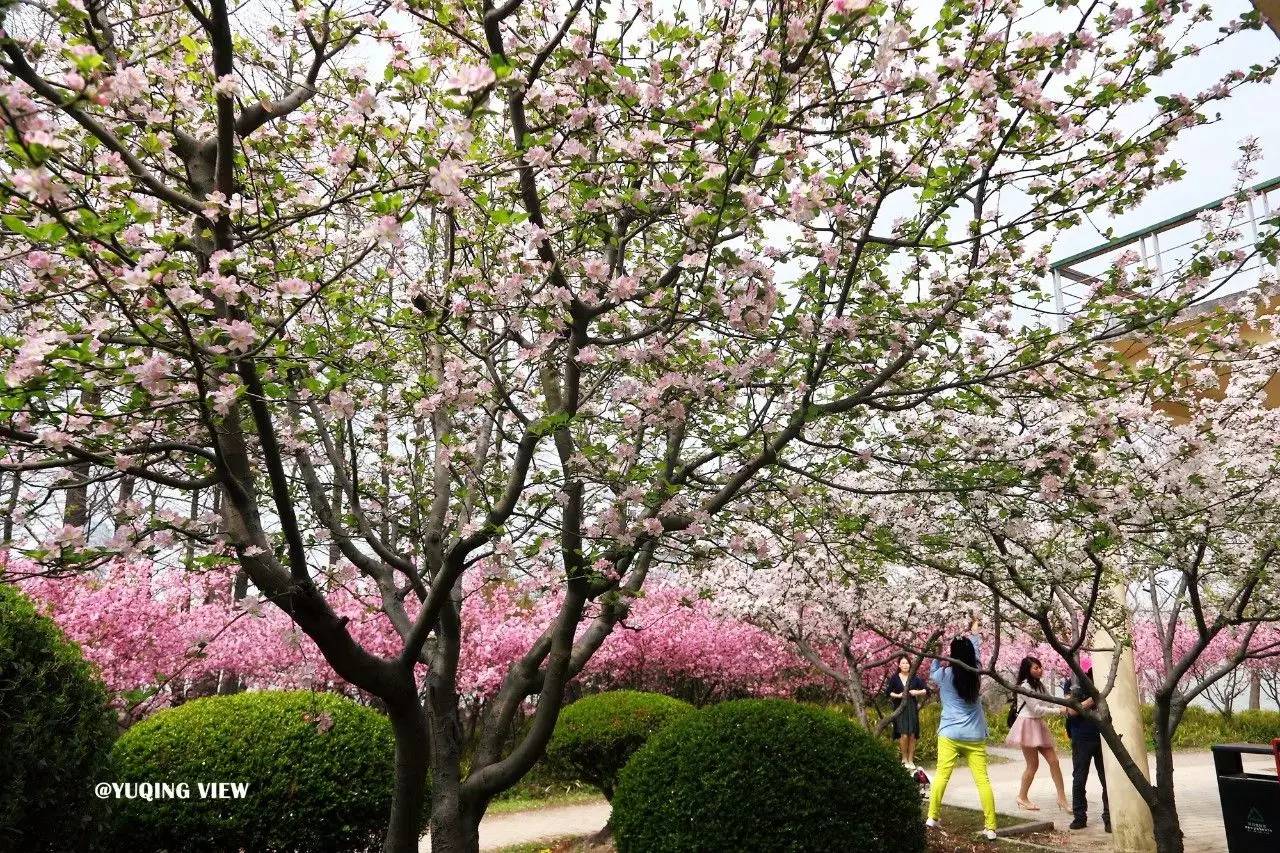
1071, 735, 1109, 822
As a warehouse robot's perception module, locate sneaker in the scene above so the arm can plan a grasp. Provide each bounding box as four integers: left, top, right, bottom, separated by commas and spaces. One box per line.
980, 829, 998, 841
1069, 817, 1087, 830
925, 818, 939, 829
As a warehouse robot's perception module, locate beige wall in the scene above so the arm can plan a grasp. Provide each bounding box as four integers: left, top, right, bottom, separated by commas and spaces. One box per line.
1109, 298, 1280, 423
1256, 1, 1280, 39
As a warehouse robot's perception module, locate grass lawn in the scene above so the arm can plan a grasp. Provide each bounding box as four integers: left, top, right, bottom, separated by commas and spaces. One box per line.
494, 838, 607, 853
494, 842, 576, 853
487, 789, 604, 815
933, 805, 1054, 851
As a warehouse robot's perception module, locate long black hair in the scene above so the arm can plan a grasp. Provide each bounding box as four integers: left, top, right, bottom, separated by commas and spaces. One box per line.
950, 637, 980, 703
1016, 656, 1044, 693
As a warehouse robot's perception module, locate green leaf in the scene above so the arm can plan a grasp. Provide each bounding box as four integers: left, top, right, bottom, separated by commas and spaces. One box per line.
179, 35, 201, 66
2, 214, 35, 238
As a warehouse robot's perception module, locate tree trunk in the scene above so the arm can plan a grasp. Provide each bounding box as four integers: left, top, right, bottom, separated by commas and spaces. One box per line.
63, 387, 100, 530
2, 461, 19, 542
1150, 793, 1185, 853
1150, 703, 1185, 853
114, 474, 135, 529
429, 816, 480, 853
1248, 670, 1261, 711
62, 458, 92, 529
425, 665, 484, 853
328, 421, 344, 566
845, 673, 868, 727
184, 488, 201, 567
385, 698, 432, 853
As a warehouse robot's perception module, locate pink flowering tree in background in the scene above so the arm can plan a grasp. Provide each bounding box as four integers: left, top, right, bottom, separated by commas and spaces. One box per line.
858, 313, 1280, 853
1, 0, 1275, 848
575, 585, 819, 702
12, 551, 810, 725
1242, 624, 1280, 710
1132, 619, 1264, 714
992, 633, 1072, 685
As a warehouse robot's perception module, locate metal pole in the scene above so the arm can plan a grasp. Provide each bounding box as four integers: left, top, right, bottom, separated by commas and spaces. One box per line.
1053, 268, 1067, 331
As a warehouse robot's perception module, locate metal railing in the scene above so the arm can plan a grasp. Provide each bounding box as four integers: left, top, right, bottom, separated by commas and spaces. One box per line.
1049, 176, 1280, 330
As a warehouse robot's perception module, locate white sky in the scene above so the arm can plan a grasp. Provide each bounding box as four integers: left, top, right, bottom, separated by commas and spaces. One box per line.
1051, 1, 1280, 262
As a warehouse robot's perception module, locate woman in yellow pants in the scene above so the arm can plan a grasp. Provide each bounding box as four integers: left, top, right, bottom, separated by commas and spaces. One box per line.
925, 617, 998, 841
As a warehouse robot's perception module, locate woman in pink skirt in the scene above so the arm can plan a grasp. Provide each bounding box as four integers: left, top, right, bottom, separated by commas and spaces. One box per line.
1006, 656, 1069, 811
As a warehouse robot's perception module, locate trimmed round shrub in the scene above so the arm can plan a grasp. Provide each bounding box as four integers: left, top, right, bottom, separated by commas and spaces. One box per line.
108, 690, 415, 852
0, 583, 117, 852
613, 698, 924, 853
546, 690, 693, 799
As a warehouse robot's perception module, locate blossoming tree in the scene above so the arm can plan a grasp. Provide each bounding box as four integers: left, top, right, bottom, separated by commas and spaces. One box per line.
0, 0, 1271, 848
862, 308, 1280, 853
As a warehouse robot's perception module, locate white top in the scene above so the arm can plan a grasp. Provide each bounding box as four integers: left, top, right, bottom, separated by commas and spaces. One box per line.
1018, 693, 1066, 719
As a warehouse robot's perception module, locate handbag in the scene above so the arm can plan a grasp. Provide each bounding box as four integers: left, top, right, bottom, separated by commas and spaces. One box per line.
1006, 695, 1022, 728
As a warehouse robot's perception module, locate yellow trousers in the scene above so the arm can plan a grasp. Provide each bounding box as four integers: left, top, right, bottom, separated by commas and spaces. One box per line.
927, 736, 997, 831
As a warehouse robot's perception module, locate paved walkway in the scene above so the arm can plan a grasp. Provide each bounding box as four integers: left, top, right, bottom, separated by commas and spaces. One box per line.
937, 745, 1275, 853
422, 748, 1270, 852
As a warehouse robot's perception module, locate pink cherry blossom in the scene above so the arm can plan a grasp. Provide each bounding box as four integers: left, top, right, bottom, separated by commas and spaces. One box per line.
430, 158, 467, 201
447, 65, 496, 95
212, 74, 240, 97
218, 320, 256, 352
128, 353, 173, 394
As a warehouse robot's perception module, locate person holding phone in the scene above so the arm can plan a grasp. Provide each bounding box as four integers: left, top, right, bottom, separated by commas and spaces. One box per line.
925, 615, 998, 842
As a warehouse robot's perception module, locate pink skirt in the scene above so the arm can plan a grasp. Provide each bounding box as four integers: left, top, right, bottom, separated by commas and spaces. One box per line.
1005, 716, 1055, 748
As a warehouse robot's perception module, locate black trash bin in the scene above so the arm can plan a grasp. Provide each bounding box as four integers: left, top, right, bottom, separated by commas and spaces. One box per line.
1213, 743, 1280, 853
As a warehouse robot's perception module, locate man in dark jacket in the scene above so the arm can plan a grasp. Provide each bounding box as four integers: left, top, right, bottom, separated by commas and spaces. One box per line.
1064, 667, 1111, 832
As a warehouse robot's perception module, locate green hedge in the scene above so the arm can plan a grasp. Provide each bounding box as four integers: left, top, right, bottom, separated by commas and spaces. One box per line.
613, 699, 923, 853
545, 690, 692, 800
1145, 705, 1280, 749
1158, 705, 1222, 749
108, 691, 416, 852
1232, 709, 1280, 745
0, 583, 118, 852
